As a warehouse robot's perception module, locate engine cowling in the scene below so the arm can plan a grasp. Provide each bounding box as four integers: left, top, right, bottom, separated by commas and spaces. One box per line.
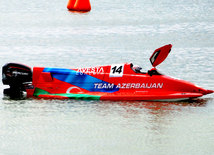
2, 63, 32, 99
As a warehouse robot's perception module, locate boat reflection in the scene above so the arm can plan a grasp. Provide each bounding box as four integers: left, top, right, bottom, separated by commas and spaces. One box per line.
96, 98, 212, 116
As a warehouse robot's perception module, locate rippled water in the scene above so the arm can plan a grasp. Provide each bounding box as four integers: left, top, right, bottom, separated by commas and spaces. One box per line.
0, 0, 214, 154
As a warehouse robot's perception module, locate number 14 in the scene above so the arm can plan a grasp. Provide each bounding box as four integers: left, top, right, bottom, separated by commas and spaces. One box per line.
110, 64, 124, 77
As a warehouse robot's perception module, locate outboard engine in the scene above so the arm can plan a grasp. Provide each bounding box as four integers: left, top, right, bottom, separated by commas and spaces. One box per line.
2, 63, 32, 99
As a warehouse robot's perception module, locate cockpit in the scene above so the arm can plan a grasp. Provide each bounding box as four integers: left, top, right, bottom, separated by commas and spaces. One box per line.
130, 63, 144, 73
130, 63, 162, 75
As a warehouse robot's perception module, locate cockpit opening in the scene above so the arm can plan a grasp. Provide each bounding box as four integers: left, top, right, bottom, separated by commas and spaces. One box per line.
130, 63, 145, 73
130, 63, 162, 75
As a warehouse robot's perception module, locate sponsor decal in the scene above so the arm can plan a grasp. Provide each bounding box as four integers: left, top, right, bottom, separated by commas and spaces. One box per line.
109, 64, 124, 77
94, 83, 163, 89
12, 71, 29, 76
43, 68, 119, 93
76, 67, 104, 75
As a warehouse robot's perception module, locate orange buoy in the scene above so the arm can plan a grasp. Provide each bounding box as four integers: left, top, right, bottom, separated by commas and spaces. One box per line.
67, 0, 76, 10
67, 0, 91, 12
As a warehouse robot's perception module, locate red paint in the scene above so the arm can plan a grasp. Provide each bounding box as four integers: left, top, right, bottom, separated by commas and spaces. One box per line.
67, 0, 91, 12
26, 63, 212, 101
150, 44, 172, 67
22, 44, 213, 101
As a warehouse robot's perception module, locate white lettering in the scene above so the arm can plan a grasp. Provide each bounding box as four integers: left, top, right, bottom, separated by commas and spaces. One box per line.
151, 83, 156, 88
157, 83, 163, 88
126, 83, 130, 88
130, 83, 135, 88
94, 83, 164, 89
102, 83, 107, 89
98, 83, 102, 89
107, 83, 114, 89
94, 83, 99, 88
135, 83, 140, 88
116, 83, 121, 88
140, 83, 145, 88
99, 67, 104, 73
122, 83, 126, 88
76, 67, 104, 75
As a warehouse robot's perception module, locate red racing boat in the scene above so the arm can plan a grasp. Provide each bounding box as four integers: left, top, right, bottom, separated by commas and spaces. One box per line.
2, 44, 213, 101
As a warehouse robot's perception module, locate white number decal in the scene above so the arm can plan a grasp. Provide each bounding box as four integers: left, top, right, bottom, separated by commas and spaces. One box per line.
109, 64, 124, 77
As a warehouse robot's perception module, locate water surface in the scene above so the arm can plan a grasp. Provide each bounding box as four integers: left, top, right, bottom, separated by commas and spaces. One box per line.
0, 0, 214, 154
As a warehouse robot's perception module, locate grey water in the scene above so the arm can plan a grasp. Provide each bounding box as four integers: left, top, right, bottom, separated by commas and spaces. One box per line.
0, 0, 214, 154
